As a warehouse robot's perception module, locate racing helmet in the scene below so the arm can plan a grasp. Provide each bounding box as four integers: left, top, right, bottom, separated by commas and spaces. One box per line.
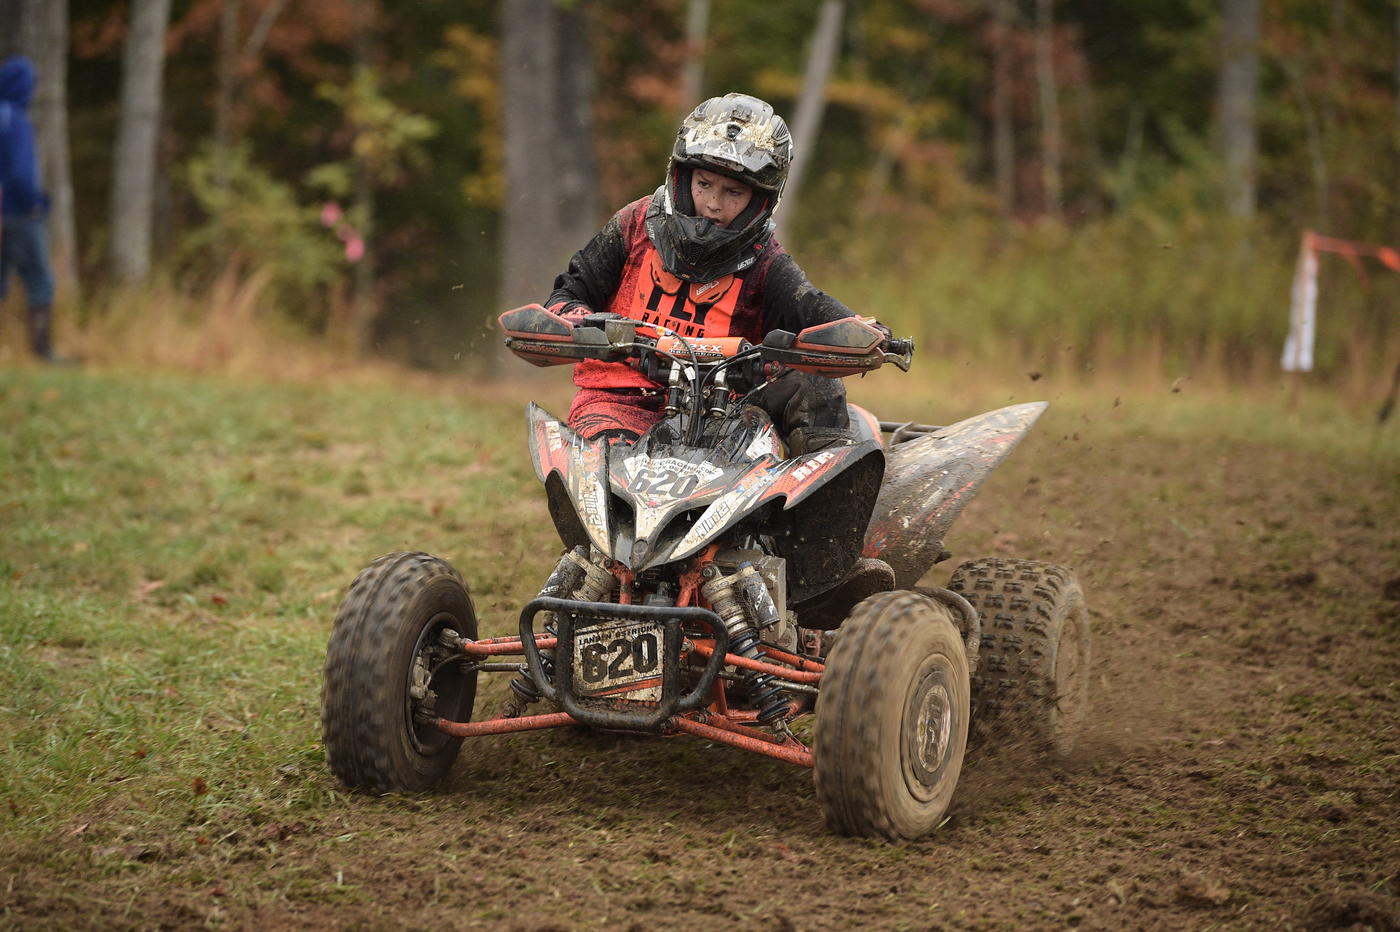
645, 93, 793, 283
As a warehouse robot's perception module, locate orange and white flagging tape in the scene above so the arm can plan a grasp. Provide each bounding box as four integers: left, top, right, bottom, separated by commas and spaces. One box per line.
1284, 231, 1400, 372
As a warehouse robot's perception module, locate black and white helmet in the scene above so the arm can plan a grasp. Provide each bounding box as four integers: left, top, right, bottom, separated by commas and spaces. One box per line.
645, 93, 793, 283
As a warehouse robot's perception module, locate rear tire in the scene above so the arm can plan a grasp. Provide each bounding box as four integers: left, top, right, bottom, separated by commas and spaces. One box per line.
322, 552, 478, 792
947, 558, 1090, 752
813, 591, 969, 840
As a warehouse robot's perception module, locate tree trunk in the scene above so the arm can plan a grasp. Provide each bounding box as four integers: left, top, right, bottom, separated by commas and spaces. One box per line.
207, 0, 240, 267
1218, 0, 1259, 217
778, 0, 844, 231
499, 0, 599, 332
350, 1, 377, 354
680, 0, 710, 114
214, 0, 238, 204
1034, 0, 1062, 220
10, 0, 77, 296
991, 0, 1016, 218
555, 3, 600, 248
109, 0, 173, 283
0, 0, 35, 59
210, 0, 286, 263
501, 0, 559, 318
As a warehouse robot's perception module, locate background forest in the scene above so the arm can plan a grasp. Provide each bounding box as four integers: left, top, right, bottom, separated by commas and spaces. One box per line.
1, 0, 1398, 385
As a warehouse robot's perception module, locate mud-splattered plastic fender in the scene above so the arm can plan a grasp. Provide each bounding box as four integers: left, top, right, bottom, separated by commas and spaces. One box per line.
863, 402, 1047, 587
526, 404, 613, 555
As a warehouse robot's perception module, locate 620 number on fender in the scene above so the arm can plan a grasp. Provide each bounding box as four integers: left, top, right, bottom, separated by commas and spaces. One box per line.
573, 620, 664, 700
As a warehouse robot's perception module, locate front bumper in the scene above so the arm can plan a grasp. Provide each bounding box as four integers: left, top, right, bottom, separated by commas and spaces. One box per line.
518, 596, 731, 732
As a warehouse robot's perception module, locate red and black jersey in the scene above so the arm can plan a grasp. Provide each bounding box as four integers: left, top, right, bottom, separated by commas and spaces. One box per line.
547, 192, 861, 438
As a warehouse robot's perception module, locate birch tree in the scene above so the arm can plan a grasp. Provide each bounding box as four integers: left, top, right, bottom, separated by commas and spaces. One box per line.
213, 0, 289, 212
30, 0, 73, 293
110, 0, 173, 283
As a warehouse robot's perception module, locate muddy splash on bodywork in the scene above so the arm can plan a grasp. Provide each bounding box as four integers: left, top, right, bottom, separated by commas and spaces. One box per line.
863, 402, 1047, 587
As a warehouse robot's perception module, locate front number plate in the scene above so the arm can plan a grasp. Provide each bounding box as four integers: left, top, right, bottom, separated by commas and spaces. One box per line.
572, 619, 664, 700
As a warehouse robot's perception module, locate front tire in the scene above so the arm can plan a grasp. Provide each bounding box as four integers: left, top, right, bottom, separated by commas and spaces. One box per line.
947, 558, 1090, 753
321, 552, 478, 792
813, 591, 970, 840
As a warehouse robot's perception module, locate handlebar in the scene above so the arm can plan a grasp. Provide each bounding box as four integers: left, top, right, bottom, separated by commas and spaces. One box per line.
498, 304, 913, 377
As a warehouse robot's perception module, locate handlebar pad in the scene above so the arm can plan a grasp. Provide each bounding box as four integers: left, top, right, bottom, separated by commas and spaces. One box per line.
792, 317, 886, 354
499, 303, 613, 367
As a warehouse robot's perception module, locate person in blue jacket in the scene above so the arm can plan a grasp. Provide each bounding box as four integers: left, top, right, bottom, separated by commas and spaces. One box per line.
0, 56, 66, 362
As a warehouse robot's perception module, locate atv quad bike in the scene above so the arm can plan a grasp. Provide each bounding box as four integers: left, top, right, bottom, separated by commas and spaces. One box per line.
321, 307, 1091, 839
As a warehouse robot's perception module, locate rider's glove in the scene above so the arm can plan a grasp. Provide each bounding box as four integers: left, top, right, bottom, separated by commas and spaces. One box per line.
547, 300, 594, 326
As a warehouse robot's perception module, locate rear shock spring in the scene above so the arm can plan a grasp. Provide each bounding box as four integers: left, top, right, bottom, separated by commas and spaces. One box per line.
701, 566, 789, 725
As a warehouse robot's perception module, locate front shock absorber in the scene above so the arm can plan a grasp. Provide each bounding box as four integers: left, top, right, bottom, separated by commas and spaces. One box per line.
504, 547, 614, 716
707, 367, 730, 418
664, 362, 686, 417
701, 564, 789, 725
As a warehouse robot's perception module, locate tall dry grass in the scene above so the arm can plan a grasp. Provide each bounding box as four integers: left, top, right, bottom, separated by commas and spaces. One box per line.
4, 213, 1395, 415
807, 211, 1399, 407
1, 265, 409, 388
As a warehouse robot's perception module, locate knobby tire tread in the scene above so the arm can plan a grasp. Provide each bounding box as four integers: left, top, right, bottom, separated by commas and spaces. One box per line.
814, 590, 968, 840
322, 552, 475, 792
946, 557, 1088, 748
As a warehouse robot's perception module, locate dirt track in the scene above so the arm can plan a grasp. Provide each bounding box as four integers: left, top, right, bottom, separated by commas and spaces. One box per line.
6, 389, 1399, 930
273, 403, 1398, 929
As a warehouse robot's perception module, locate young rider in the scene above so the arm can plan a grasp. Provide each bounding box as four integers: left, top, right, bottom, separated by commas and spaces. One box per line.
543, 92, 890, 452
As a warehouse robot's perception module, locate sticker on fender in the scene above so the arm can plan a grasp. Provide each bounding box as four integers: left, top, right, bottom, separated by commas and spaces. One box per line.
572, 620, 664, 700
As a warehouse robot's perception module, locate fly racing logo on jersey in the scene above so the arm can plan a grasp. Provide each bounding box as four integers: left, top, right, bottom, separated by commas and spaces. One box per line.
626, 247, 742, 338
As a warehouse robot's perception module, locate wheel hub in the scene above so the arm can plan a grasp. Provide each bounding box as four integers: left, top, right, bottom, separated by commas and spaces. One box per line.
905, 663, 959, 797
915, 680, 952, 772
405, 615, 467, 755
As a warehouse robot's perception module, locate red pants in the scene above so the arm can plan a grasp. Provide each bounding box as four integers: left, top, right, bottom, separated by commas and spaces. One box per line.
568, 387, 666, 439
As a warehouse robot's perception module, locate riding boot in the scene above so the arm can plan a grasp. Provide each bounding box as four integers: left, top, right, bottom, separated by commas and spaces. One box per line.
27, 304, 54, 360
26, 304, 75, 364
787, 425, 856, 455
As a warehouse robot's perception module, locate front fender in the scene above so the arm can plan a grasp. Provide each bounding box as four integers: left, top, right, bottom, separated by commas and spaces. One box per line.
528, 404, 612, 556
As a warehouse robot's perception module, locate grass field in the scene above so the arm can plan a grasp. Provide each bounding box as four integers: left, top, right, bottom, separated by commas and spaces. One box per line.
2, 360, 1397, 929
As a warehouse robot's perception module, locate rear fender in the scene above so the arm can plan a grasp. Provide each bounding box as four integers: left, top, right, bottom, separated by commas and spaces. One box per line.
863, 402, 1047, 587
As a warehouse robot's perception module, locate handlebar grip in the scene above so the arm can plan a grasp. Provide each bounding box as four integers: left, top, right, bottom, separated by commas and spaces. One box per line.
885, 338, 913, 356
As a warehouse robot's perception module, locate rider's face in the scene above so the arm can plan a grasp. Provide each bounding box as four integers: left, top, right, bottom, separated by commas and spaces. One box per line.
690, 169, 754, 229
